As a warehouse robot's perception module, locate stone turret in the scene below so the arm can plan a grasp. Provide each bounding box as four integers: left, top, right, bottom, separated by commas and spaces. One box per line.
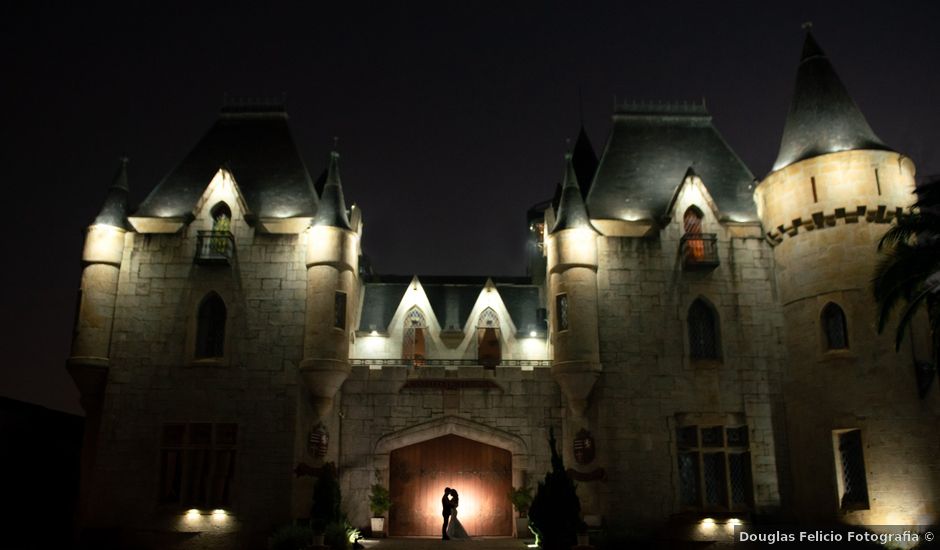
756, 31, 939, 526
68, 157, 129, 412
546, 153, 601, 418
300, 150, 360, 419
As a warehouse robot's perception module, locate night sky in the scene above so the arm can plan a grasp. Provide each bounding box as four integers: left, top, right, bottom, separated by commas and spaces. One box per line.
2, 1, 938, 415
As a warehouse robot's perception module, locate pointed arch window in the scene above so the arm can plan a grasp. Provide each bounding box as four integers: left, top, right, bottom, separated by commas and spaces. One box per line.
688, 299, 720, 360
477, 307, 501, 369
196, 202, 235, 264
822, 303, 849, 350
196, 293, 226, 358
402, 307, 427, 366
681, 206, 718, 269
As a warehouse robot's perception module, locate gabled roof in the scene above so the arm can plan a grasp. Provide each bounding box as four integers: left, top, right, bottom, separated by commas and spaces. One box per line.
94, 157, 130, 228
134, 105, 318, 220
357, 275, 543, 333
772, 31, 892, 172
586, 101, 757, 223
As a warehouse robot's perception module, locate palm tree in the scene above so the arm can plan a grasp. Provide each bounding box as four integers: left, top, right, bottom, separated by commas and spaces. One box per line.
873, 177, 940, 360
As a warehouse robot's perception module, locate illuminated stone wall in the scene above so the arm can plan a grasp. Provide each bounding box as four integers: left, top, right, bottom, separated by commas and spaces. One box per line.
82, 172, 308, 548
584, 177, 789, 530
756, 150, 940, 526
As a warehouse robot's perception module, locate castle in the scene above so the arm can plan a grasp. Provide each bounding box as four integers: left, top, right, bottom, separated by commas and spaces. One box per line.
67, 31, 940, 548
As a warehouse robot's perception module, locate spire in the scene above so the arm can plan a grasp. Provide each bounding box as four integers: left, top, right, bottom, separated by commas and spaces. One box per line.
572, 125, 599, 198
772, 30, 892, 171
551, 153, 597, 234
94, 157, 130, 228
313, 150, 352, 230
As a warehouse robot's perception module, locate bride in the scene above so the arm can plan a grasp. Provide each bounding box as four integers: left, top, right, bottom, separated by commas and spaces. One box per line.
446, 489, 470, 540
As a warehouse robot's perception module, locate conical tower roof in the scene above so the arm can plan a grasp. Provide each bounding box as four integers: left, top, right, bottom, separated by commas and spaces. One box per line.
313, 151, 352, 230
551, 153, 596, 233
94, 157, 130, 228
572, 125, 599, 198
772, 31, 892, 171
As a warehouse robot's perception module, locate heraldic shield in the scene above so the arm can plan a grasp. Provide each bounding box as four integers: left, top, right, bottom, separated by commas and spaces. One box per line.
573, 428, 595, 465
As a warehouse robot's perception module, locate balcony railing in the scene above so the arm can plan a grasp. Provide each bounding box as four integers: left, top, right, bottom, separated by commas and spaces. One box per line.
349, 358, 552, 368
195, 231, 235, 265
680, 233, 719, 270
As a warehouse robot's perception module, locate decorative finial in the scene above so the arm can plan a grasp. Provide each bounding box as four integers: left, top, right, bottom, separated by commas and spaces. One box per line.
578, 87, 584, 126
332, 136, 339, 150
801, 21, 813, 31
565, 137, 572, 152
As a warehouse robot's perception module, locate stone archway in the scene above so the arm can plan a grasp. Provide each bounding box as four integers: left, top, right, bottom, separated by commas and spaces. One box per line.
374, 416, 529, 536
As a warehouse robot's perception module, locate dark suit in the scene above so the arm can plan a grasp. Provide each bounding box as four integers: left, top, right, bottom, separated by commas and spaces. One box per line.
441, 493, 454, 539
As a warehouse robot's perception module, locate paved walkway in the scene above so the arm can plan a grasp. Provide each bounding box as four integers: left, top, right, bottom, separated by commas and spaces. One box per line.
359, 537, 532, 550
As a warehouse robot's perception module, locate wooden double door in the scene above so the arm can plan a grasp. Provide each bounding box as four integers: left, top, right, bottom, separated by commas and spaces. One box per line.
388, 434, 512, 536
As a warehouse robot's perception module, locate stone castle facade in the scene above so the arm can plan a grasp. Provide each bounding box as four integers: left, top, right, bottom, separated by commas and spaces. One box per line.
67, 32, 940, 548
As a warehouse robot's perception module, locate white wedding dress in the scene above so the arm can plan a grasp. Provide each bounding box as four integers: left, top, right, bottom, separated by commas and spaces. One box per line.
446, 506, 470, 539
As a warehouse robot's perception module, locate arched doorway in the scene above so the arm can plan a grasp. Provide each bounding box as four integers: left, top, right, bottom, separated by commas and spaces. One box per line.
388, 435, 512, 536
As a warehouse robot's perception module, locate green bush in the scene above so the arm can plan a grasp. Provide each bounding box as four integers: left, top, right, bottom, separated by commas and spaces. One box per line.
311, 462, 343, 532
528, 427, 582, 550
324, 521, 348, 550
267, 524, 312, 550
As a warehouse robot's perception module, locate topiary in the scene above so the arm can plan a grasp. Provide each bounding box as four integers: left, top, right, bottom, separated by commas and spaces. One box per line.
528, 427, 582, 550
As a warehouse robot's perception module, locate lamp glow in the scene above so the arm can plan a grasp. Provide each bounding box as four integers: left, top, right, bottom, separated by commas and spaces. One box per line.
529, 331, 537, 337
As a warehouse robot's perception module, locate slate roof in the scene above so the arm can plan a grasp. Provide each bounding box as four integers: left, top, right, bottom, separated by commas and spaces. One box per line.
586, 102, 758, 223
772, 31, 892, 172
313, 151, 352, 229
358, 276, 543, 333
94, 157, 130, 228
134, 105, 318, 220
552, 153, 596, 233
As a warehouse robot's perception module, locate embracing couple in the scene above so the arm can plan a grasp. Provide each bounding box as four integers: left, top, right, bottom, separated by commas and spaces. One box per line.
441, 487, 469, 540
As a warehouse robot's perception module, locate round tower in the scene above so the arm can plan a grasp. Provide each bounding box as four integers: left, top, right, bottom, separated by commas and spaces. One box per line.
68, 157, 129, 412
755, 31, 939, 526
546, 153, 601, 419
300, 151, 360, 420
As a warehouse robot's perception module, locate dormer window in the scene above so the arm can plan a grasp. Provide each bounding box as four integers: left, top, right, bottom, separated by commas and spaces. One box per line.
477, 307, 501, 369
196, 202, 235, 264
402, 307, 427, 367
681, 206, 719, 270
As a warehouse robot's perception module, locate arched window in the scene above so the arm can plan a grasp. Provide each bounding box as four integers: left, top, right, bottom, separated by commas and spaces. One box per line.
822, 303, 849, 350
196, 293, 226, 358
211, 202, 232, 232
477, 307, 501, 369
683, 206, 705, 262
402, 307, 427, 366
688, 298, 720, 360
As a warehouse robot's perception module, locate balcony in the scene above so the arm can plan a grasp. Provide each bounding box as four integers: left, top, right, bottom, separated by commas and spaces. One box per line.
680, 233, 719, 270
195, 231, 235, 265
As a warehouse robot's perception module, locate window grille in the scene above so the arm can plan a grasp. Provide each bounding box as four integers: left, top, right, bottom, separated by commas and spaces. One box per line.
822, 303, 849, 350
477, 307, 501, 368
688, 299, 720, 360
676, 424, 752, 511
196, 293, 226, 358
556, 294, 569, 331
334, 291, 347, 330
836, 430, 869, 510
160, 422, 237, 507
402, 307, 427, 366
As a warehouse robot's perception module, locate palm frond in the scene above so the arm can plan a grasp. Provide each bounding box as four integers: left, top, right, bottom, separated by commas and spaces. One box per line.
895, 287, 933, 351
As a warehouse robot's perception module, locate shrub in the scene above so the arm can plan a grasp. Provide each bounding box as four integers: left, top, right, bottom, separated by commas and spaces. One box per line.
268, 524, 312, 550
528, 427, 582, 550
311, 462, 343, 532
508, 485, 534, 517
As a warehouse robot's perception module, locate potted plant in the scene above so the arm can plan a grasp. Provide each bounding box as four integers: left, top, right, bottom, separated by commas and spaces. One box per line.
508, 485, 534, 539
369, 483, 391, 537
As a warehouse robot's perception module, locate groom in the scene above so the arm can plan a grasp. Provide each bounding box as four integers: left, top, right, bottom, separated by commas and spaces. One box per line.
441, 487, 455, 540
